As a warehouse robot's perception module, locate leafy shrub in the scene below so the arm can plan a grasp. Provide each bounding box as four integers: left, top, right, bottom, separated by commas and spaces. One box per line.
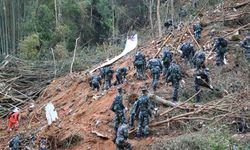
19, 33, 40, 60
54, 43, 69, 59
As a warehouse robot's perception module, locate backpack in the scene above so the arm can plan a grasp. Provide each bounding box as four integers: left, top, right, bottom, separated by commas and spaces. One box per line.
112, 96, 123, 112
138, 96, 149, 111
170, 64, 182, 80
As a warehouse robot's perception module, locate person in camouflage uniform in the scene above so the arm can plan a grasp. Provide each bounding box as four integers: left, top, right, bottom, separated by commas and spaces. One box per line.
180, 42, 195, 64
136, 88, 151, 137
89, 75, 102, 91
9, 135, 20, 150
116, 67, 128, 85
193, 23, 202, 41
115, 122, 132, 150
192, 50, 208, 102
240, 34, 250, 63
102, 66, 114, 90
162, 47, 173, 76
129, 100, 138, 128
213, 37, 228, 66
133, 51, 146, 80
147, 58, 163, 91
166, 61, 182, 102
194, 67, 210, 102
110, 87, 126, 133
164, 19, 173, 30
192, 50, 206, 69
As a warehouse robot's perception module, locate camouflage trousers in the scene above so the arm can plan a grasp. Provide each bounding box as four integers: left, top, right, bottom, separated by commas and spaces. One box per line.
137, 111, 150, 137
163, 63, 170, 76
135, 65, 145, 80
151, 72, 160, 91
172, 79, 180, 102
194, 77, 201, 102
116, 139, 132, 150
129, 112, 136, 128
216, 53, 225, 66
104, 78, 112, 90
114, 111, 126, 133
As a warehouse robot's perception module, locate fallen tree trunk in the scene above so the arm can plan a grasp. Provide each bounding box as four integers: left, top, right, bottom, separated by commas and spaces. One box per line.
226, 0, 250, 9
149, 94, 176, 107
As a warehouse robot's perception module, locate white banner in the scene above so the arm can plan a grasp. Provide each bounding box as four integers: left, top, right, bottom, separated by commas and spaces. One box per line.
90, 34, 138, 73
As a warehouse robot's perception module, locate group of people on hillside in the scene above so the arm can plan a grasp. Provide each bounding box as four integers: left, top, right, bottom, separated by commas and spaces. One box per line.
88, 22, 250, 149
6, 21, 250, 150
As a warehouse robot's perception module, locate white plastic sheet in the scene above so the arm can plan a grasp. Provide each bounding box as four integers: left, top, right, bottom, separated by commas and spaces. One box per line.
45, 102, 58, 125
90, 34, 138, 73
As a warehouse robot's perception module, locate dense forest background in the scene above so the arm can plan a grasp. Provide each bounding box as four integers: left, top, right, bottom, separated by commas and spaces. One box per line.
0, 0, 221, 63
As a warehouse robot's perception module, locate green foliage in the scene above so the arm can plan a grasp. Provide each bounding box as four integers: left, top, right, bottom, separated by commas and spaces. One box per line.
54, 43, 69, 59
36, 4, 54, 43
151, 126, 248, 150
19, 33, 40, 60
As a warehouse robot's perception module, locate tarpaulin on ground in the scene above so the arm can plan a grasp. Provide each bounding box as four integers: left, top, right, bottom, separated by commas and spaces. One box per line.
90, 34, 138, 73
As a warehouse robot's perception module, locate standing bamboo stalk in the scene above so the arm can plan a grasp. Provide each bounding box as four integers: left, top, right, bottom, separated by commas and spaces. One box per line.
3, 0, 9, 55
70, 37, 80, 74
11, 0, 16, 53
148, 0, 154, 37
54, 0, 58, 27
171, 0, 174, 25
51, 48, 57, 77
157, 0, 162, 37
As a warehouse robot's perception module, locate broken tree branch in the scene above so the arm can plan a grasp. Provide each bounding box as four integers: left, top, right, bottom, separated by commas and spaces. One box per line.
160, 89, 201, 116
187, 27, 202, 50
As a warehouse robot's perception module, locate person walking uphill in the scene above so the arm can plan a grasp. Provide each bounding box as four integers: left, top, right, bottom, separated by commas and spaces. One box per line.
102, 65, 114, 90
7, 107, 20, 132
180, 41, 195, 64
213, 37, 228, 66
136, 87, 152, 138
166, 61, 182, 102
110, 87, 126, 134
192, 50, 206, 69
147, 58, 163, 91
193, 23, 203, 41
162, 47, 173, 76
134, 51, 146, 80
